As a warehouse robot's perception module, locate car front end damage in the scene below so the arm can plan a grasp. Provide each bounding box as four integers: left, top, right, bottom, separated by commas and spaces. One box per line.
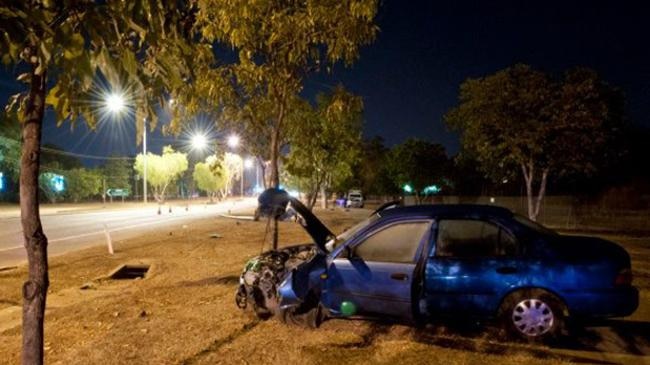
235, 244, 318, 318
235, 188, 333, 320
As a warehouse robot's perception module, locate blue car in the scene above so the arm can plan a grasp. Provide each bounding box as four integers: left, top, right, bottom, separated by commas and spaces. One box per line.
236, 190, 639, 340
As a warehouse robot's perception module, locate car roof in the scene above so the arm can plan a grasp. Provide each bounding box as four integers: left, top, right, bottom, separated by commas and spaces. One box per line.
377, 204, 513, 219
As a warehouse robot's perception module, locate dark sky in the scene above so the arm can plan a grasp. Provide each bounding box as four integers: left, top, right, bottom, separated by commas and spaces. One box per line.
2, 0, 649, 163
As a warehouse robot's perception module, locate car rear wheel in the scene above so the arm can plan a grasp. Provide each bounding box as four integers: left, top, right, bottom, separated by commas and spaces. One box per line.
500, 289, 565, 341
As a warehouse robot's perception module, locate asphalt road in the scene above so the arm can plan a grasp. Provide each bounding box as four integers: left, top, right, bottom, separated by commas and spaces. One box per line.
0, 199, 257, 268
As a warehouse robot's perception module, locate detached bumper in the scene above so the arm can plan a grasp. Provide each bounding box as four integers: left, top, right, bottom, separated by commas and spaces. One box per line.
565, 286, 639, 318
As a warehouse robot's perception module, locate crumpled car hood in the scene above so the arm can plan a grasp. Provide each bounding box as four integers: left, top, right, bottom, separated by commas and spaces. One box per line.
257, 188, 334, 252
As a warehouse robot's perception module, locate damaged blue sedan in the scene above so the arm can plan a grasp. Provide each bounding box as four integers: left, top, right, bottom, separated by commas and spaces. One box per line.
236, 189, 638, 340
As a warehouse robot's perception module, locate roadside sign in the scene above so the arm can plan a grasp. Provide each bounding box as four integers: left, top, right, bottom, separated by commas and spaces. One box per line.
106, 189, 130, 197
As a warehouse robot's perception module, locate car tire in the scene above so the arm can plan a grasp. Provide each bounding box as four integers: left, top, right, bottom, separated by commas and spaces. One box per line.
499, 289, 566, 342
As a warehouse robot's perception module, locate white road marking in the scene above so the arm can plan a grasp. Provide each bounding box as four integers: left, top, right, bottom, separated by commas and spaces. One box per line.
0, 212, 217, 253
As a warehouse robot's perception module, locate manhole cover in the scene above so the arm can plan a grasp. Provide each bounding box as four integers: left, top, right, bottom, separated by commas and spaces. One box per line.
109, 264, 150, 280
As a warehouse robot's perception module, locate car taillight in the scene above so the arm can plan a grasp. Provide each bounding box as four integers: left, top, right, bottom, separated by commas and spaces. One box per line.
614, 268, 633, 286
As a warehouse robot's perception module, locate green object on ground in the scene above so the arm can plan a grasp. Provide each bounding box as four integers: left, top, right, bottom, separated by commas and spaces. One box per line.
340, 301, 357, 316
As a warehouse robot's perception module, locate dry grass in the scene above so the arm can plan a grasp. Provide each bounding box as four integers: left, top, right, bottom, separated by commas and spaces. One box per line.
0, 208, 648, 364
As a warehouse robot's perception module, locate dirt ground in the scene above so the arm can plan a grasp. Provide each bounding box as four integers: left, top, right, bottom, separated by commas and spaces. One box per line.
1, 208, 649, 364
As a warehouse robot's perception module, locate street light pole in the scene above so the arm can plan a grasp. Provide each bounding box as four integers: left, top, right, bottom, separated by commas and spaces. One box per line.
143, 121, 148, 204
240, 158, 244, 198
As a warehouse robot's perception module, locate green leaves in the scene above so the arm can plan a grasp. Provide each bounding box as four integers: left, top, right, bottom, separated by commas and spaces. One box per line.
446, 64, 625, 185
196, 0, 378, 184
1, 1, 200, 136
285, 87, 364, 199
133, 146, 188, 194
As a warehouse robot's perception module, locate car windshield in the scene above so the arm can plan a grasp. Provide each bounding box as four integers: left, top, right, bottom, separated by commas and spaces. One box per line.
349, 194, 361, 199
324, 213, 379, 252
513, 214, 558, 236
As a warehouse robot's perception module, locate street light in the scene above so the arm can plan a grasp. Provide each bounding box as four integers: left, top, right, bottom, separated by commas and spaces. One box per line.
244, 158, 254, 169
104, 92, 148, 204
105, 93, 125, 114
227, 134, 240, 149
190, 133, 208, 151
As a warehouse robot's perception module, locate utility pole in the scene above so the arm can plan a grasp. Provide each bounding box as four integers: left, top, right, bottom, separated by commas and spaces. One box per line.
240, 158, 244, 198
143, 119, 148, 204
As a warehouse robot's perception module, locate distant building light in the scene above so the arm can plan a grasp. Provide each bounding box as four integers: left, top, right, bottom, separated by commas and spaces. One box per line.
423, 184, 441, 195
403, 184, 413, 193
51, 174, 65, 192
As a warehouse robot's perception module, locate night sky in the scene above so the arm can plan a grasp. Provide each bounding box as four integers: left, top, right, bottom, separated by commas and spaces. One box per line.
1, 0, 649, 164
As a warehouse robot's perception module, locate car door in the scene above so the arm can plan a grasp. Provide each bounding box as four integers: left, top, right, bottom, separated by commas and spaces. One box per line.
324, 219, 432, 319
424, 217, 522, 317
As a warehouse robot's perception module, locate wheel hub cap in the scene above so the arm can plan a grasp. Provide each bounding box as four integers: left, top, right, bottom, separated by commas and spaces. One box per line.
512, 299, 554, 336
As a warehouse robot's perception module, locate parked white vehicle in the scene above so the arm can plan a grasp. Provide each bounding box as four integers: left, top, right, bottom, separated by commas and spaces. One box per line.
346, 190, 364, 208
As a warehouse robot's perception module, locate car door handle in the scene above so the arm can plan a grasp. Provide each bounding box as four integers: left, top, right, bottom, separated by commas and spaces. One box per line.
390, 273, 409, 281
496, 267, 518, 274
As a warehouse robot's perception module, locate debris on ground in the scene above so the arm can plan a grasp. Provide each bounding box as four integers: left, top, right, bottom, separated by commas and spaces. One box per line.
79, 282, 95, 290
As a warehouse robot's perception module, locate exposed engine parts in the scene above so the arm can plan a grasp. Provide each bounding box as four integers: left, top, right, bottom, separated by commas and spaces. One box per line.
236, 244, 316, 318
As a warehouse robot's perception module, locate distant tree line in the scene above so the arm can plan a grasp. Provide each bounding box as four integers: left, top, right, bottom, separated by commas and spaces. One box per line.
341, 64, 649, 220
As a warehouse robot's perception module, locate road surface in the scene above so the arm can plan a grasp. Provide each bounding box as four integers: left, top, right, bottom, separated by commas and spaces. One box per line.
0, 199, 257, 268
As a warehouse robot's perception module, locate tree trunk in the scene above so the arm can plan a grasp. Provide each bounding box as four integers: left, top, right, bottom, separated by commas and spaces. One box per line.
522, 163, 534, 220
532, 169, 549, 220
21, 68, 49, 365
269, 126, 281, 189
320, 184, 327, 209
521, 162, 549, 221
269, 97, 286, 250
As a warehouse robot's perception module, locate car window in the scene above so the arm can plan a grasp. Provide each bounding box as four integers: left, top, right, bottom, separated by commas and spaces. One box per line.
326, 213, 380, 252
353, 221, 431, 263
436, 220, 517, 258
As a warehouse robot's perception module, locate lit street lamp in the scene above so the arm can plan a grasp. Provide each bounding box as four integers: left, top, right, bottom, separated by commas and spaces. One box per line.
105, 93, 125, 114
190, 133, 208, 151
227, 134, 240, 149
104, 92, 148, 204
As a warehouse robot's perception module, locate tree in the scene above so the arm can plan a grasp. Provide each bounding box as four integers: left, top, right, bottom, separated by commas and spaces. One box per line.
387, 139, 449, 204
0, 3, 199, 362
193, 155, 229, 202
101, 158, 132, 191
193, 0, 379, 188
446, 65, 625, 220
64, 168, 101, 203
448, 152, 490, 196
134, 146, 188, 204
355, 136, 397, 197
286, 88, 363, 209
188, 0, 378, 249
222, 152, 243, 195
